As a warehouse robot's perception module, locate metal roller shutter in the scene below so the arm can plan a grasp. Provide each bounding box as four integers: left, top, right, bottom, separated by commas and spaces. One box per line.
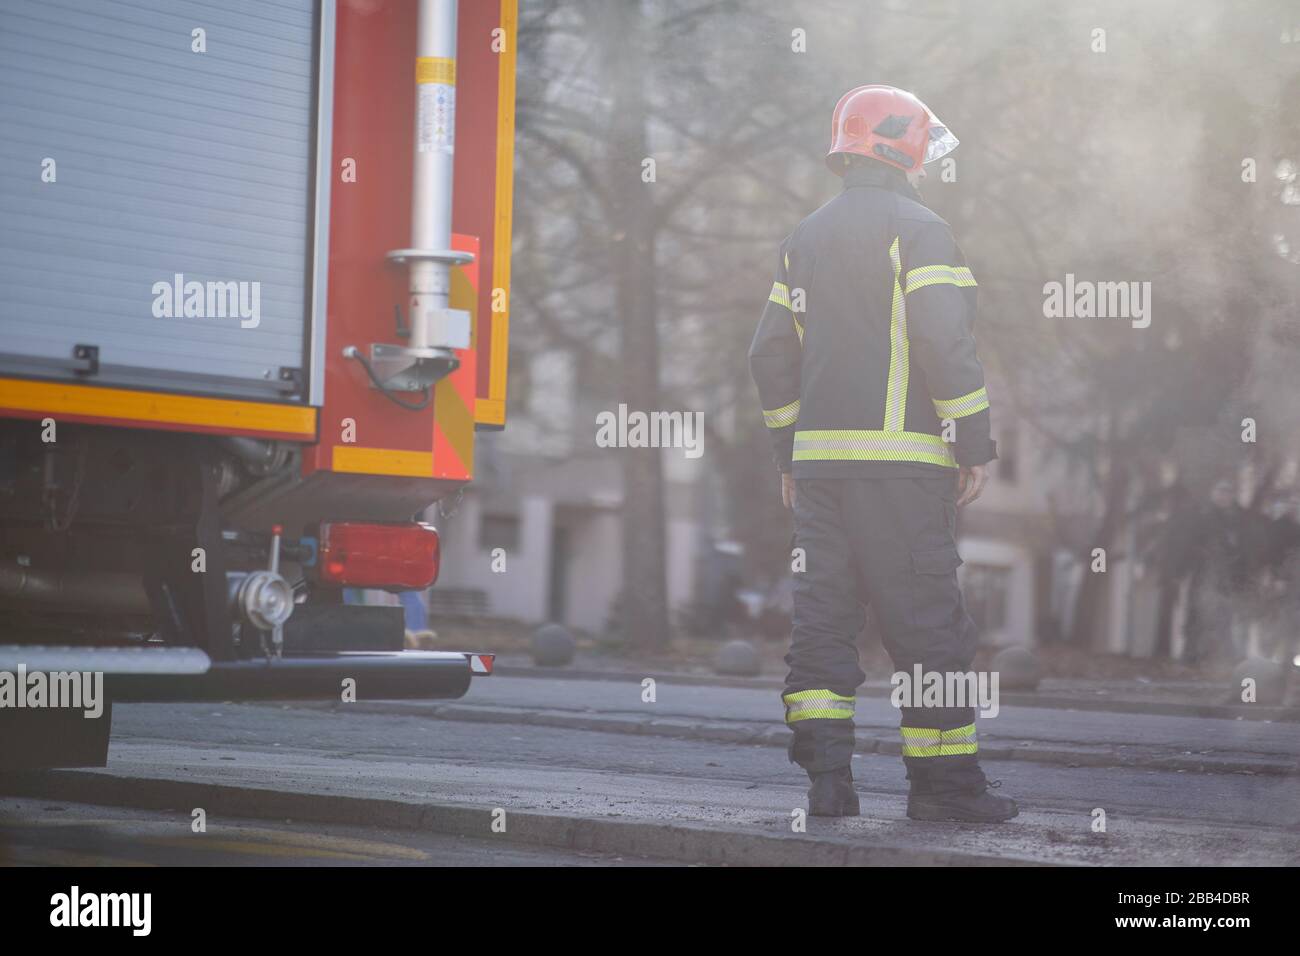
0, 0, 327, 401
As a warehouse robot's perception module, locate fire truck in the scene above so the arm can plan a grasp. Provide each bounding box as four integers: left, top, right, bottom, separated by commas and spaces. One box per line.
0, 0, 515, 768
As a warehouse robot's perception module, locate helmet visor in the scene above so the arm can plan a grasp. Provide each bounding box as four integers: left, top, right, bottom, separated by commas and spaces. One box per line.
924, 122, 959, 164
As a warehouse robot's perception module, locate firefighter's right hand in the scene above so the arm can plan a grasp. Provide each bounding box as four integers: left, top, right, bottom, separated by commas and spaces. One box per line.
956, 464, 988, 507
781, 472, 796, 510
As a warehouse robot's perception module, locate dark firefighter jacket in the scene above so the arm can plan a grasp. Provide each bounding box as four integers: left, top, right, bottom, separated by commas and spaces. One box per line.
749, 161, 997, 478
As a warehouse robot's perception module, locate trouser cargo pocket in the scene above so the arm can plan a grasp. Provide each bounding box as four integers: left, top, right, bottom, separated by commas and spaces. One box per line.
909, 545, 963, 631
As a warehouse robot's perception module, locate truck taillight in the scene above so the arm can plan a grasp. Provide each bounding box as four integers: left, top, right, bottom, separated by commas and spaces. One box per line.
318, 522, 440, 589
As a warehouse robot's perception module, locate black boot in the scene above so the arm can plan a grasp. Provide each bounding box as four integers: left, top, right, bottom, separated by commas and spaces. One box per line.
907, 779, 1019, 823
807, 766, 860, 817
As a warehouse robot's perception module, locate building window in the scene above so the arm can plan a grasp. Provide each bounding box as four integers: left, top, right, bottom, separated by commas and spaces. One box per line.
963, 563, 1011, 636
479, 514, 520, 552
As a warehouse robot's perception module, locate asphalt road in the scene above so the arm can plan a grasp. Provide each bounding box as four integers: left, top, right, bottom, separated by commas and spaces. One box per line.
0, 798, 660, 867
1, 672, 1297, 865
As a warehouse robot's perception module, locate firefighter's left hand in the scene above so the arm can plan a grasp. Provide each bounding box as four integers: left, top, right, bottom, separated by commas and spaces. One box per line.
956, 465, 988, 508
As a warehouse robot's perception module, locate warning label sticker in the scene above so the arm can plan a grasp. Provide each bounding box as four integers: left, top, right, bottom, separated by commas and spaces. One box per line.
418, 83, 455, 154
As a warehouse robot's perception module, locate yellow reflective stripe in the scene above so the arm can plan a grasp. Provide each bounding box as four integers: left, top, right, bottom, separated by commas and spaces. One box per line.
763, 398, 800, 429
792, 429, 957, 468
901, 723, 978, 757
769, 280, 804, 343
900, 726, 942, 757
884, 237, 908, 431
900, 727, 942, 739
904, 264, 977, 293
938, 721, 978, 755
786, 706, 854, 722
784, 689, 855, 723
932, 386, 989, 420
769, 280, 804, 344
767, 280, 804, 343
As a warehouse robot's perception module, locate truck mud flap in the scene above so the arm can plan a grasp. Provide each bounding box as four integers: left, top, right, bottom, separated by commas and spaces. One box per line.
0, 701, 112, 771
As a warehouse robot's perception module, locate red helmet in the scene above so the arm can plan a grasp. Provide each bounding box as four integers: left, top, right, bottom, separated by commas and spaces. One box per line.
826, 85, 959, 175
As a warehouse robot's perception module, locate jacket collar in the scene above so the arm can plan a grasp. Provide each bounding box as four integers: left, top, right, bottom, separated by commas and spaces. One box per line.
841, 161, 923, 202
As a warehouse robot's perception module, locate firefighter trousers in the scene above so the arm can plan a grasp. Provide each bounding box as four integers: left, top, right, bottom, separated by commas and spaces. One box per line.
783, 474, 986, 794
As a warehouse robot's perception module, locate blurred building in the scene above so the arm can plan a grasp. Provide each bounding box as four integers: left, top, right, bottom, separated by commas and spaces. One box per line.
434, 445, 703, 634
957, 407, 1156, 654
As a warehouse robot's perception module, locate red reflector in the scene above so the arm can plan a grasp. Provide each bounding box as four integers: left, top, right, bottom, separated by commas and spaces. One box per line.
318, 522, 440, 589
468, 654, 494, 674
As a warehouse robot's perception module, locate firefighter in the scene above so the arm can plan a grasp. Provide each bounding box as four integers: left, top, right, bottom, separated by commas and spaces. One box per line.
749, 85, 1018, 822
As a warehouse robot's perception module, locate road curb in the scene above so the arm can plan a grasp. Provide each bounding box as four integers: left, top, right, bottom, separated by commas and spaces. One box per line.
493, 665, 1300, 722
320, 700, 1300, 778
0, 770, 1038, 867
